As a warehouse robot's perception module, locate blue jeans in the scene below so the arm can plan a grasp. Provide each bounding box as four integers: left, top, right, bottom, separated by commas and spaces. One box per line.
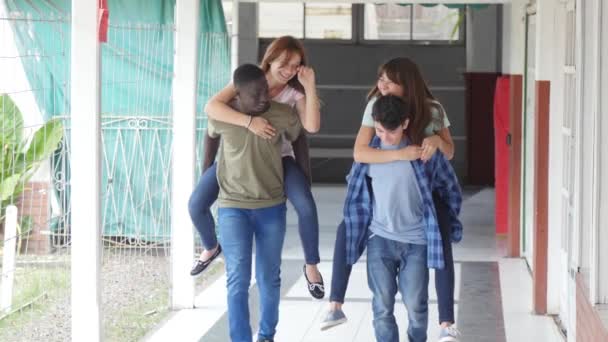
330, 194, 455, 325
188, 157, 320, 264
218, 204, 287, 342
367, 235, 429, 342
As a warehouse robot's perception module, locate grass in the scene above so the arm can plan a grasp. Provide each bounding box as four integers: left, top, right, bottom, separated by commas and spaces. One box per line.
0, 253, 221, 340
104, 283, 170, 341
0, 266, 69, 335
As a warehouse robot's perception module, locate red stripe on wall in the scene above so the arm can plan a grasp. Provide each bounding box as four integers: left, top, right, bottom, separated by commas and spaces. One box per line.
533, 80, 550, 314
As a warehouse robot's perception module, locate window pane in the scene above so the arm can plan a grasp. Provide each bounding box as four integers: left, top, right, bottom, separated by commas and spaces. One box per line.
305, 3, 352, 39
412, 5, 460, 41
222, 1, 233, 36
364, 4, 411, 40
259, 3, 304, 38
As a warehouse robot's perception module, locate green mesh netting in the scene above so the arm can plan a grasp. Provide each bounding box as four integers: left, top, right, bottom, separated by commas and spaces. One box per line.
5, 0, 231, 242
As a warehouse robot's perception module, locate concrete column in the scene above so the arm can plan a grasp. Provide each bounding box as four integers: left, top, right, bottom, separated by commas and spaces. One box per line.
600, 0, 608, 305
466, 5, 501, 73
70, 0, 102, 339
237, 2, 259, 65
231, 0, 240, 71
171, 0, 200, 309
502, 0, 527, 75
542, 0, 565, 316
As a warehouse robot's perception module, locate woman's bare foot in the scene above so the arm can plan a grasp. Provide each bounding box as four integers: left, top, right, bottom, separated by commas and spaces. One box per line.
303, 264, 325, 299
305, 264, 322, 283
190, 244, 222, 276
199, 245, 219, 262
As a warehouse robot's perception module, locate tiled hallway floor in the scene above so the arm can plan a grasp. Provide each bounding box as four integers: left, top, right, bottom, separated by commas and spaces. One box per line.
148, 187, 564, 342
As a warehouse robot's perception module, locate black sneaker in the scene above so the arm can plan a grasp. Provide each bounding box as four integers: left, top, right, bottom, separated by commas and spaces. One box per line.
303, 264, 325, 299
190, 245, 222, 276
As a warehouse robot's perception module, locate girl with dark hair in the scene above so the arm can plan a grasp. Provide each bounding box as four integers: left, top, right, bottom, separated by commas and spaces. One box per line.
322, 57, 461, 342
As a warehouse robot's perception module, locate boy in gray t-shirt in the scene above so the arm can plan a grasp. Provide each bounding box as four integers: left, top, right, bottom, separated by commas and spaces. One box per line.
367, 95, 431, 342
208, 64, 301, 342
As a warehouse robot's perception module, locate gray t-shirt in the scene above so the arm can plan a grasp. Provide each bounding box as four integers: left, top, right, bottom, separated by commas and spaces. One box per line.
361, 96, 450, 136
208, 101, 302, 209
367, 139, 426, 245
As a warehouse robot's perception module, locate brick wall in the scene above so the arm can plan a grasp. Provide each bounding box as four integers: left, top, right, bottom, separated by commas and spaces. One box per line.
15, 182, 50, 254
577, 273, 608, 342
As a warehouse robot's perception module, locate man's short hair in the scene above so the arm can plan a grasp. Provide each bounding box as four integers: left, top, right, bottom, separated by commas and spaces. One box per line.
233, 63, 265, 88
371, 95, 410, 130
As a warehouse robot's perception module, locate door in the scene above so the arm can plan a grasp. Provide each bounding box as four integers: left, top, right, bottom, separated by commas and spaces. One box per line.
522, 8, 536, 267
560, 0, 579, 338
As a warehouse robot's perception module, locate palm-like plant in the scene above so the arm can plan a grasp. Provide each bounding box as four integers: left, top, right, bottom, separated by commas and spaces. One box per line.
0, 94, 63, 245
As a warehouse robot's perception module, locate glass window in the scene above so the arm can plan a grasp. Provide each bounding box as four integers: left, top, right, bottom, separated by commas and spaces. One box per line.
258, 2, 351, 40
364, 4, 411, 40
364, 4, 461, 42
305, 3, 352, 39
413, 5, 460, 40
259, 3, 304, 38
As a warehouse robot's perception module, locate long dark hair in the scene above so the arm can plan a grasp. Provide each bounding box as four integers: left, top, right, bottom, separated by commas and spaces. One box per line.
260, 36, 307, 94
367, 57, 440, 145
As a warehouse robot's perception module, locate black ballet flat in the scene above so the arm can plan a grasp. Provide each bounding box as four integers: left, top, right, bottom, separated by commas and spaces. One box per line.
303, 264, 325, 299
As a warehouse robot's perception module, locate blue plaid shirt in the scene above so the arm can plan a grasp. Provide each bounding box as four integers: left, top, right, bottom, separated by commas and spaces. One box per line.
344, 136, 463, 269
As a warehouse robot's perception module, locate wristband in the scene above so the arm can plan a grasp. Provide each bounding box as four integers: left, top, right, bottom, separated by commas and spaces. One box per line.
246, 116, 253, 129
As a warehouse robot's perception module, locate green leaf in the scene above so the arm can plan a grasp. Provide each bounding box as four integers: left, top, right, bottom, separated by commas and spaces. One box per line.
19, 215, 34, 236
25, 119, 64, 165
0, 174, 22, 202
0, 94, 24, 149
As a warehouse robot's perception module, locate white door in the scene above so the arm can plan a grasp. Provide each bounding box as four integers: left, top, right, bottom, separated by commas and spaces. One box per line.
560, 0, 579, 338
522, 10, 536, 267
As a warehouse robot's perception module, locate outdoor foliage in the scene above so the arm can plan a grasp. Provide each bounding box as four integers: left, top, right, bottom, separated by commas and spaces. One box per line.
0, 94, 63, 237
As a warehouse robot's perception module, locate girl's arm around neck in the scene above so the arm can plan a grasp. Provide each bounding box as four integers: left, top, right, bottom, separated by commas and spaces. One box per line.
421, 128, 455, 162
353, 126, 422, 163
205, 83, 277, 139
204, 83, 250, 127
435, 128, 455, 160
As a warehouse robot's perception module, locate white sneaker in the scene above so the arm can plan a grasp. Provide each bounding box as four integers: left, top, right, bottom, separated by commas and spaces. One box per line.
438, 326, 461, 342
319, 309, 347, 331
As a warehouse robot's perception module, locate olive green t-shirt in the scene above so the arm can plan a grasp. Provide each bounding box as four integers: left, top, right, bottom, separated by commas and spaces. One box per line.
208, 101, 302, 209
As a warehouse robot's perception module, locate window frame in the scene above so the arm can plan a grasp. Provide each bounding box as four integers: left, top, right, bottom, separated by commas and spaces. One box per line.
258, 2, 356, 43
256, 3, 466, 46
357, 4, 466, 46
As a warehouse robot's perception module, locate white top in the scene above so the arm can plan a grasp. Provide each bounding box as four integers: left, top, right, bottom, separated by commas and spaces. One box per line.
272, 86, 304, 158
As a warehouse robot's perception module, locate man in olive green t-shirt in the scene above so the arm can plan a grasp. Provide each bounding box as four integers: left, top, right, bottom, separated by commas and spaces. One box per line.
207, 64, 301, 342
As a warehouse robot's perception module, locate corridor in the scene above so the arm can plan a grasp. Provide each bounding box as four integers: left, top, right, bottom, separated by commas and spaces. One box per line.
148, 187, 563, 342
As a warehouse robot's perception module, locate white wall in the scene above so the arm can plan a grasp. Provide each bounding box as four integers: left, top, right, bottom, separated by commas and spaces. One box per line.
544, 0, 565, 316
600, 0, 608, 305
466, 5, 500, 72
501, 0, 527, 75
578, 0, 601, 304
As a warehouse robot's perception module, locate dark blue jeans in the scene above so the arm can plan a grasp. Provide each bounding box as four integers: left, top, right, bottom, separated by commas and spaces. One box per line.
187, 157, 321, 264
329, 194, 455, 325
